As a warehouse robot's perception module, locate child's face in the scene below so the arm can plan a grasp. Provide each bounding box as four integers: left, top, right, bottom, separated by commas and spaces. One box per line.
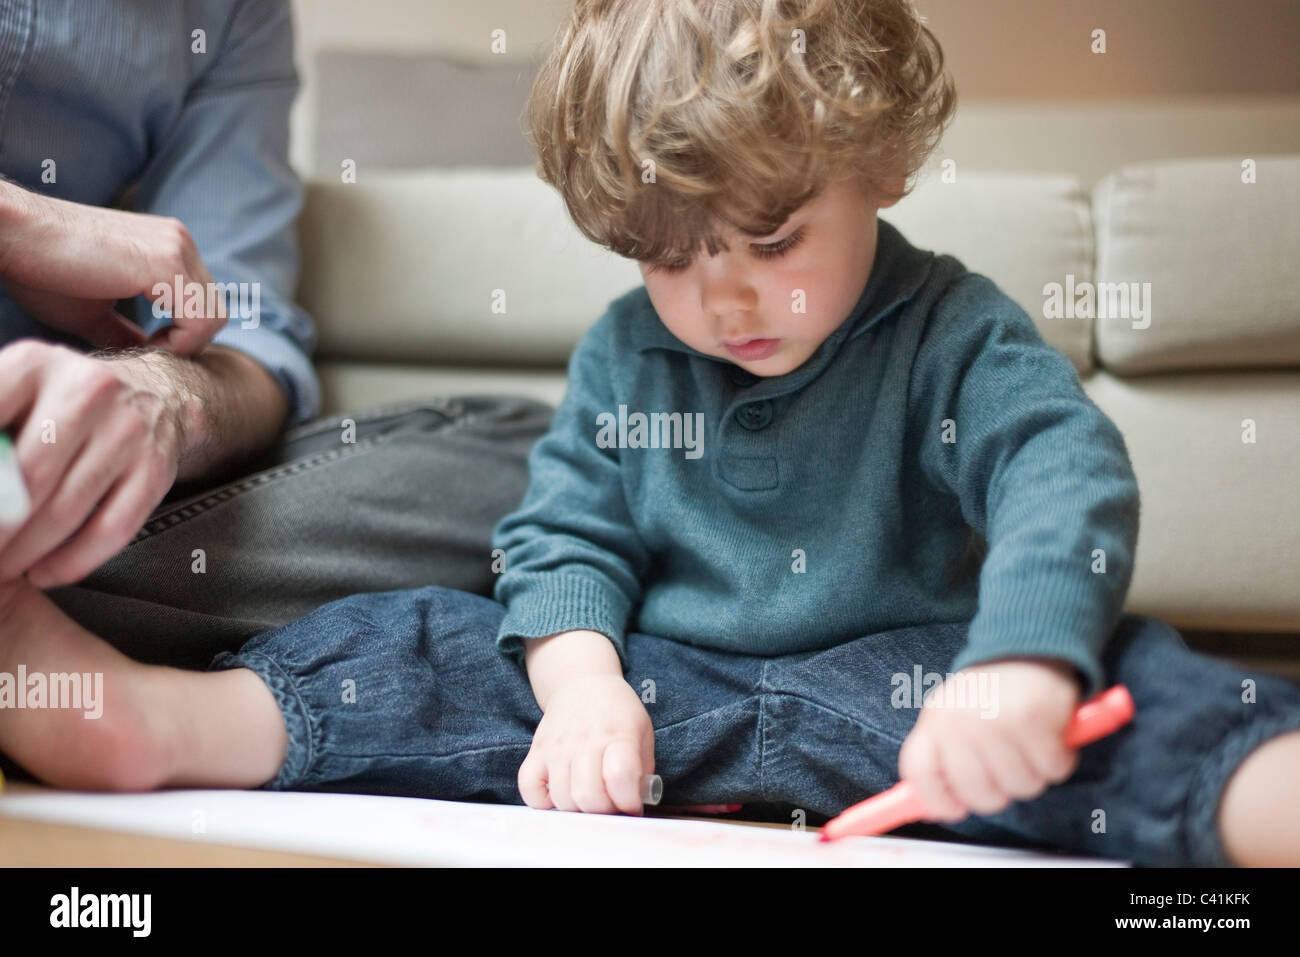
637, 175, 899, 377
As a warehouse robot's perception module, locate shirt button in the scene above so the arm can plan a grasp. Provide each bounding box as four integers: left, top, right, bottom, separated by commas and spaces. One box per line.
735, 400, 773, 430
730, 367, 758, 387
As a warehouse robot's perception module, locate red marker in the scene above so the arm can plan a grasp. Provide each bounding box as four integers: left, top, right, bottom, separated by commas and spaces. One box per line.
819, 684, 1135, 843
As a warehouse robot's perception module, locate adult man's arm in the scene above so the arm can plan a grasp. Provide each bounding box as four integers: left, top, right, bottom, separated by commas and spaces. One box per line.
123, 0, 319, 426
0, 181, 291, 586
0, 0, 316, 587
0, 339, 285, 588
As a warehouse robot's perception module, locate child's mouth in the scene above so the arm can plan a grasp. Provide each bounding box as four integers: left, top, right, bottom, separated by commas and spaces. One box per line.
724, 338, 780, 361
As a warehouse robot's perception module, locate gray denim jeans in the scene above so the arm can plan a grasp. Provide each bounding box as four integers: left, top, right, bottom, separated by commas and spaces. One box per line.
44, 394, 555, 670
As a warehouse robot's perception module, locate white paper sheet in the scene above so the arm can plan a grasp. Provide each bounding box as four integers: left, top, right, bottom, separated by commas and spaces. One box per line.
0, 788, 1129, 867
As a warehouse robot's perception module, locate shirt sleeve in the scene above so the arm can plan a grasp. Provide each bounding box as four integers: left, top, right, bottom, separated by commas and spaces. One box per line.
128, 0, 320, 425
492, 313, 653, 671
909, 274, 1141, 699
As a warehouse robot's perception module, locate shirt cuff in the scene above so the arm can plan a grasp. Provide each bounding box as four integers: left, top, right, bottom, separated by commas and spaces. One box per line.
948, 567, 1116, 700
210, 323, 321, 426
495, 574, 632, 671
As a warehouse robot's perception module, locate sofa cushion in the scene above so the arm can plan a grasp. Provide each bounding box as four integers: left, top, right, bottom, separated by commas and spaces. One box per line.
1093, 155, 1300, 375
297, 168, 644, 365
1084, 368, 1300, 630
300, 167, 1096, 373
311, 51, 541, 173
317, 360, 567, 415
885, 170, 1094, 375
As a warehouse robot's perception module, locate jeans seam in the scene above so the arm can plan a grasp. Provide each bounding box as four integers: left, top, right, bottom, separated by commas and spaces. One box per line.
644, 697, 762, 736
128, 433, 392, 543
767, 690, 910, 749
326, 742, 531, 761
129, 399, 473, 544
438, 398, 519, 440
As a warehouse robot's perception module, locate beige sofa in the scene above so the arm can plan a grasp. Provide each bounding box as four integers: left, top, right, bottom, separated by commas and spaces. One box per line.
293, 151, 1300, 659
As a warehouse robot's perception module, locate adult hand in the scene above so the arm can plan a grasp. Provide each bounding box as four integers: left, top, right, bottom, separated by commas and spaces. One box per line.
0, 339, 184, 587
0, 184, 225, 356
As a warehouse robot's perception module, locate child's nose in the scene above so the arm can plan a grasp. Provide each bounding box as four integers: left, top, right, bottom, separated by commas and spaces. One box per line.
701, 274, 759, 328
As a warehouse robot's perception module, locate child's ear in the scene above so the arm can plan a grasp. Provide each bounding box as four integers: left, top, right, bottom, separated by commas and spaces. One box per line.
861, 174, 905, 211
874, 178, 906, 209
868, 143, 909, 209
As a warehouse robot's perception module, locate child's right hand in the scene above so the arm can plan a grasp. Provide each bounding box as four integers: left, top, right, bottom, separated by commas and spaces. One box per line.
517, 673, 655, 815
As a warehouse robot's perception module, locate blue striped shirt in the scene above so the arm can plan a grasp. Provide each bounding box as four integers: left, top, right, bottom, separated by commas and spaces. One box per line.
0, 0, 319, 424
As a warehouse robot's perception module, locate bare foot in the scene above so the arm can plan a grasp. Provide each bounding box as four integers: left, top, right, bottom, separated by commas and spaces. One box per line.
0, 579, 175, 789
0, 581, 287, 791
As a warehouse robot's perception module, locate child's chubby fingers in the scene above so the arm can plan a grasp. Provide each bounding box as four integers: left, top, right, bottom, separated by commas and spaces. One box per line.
1020, 727, 1081, 787
897, 725, 967, 823
517, 750, 556, 810
966, 728, 1050, 806
544, 759, 577, 811
570, 748, 619, 814
935, 728, 1012, 815
601, 738, 648, 815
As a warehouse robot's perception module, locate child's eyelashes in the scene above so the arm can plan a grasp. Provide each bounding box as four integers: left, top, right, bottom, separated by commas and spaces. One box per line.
752, 225, 807, 260
647, 226, 807, 274
654, 259, 692, 274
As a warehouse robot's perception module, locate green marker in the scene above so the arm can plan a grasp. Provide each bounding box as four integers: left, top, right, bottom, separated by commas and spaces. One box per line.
0, 433, 30, 526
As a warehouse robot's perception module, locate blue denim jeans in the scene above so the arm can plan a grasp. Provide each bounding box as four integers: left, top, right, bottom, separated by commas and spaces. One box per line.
209, 585, 1300, 867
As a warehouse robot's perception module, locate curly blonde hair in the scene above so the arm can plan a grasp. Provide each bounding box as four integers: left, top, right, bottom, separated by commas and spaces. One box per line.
525, 0, 956, 265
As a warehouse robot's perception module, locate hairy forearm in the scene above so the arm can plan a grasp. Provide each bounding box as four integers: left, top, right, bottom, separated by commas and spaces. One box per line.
100, 345, 288, 482
0, 178, 35, 271
523, 629, 625, 712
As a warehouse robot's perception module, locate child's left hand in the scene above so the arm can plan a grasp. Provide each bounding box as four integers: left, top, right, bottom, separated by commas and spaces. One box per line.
896, 658, 1083, 824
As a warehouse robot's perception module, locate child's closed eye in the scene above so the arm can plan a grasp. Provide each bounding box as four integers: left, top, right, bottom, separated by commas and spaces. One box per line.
647, 226, 807, 274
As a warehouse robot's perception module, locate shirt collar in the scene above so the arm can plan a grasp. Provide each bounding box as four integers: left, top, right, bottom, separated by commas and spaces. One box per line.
625, 218, 936, 391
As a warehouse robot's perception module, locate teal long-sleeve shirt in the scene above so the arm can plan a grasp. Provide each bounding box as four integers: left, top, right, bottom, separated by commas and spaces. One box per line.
492, 218, 1140, 699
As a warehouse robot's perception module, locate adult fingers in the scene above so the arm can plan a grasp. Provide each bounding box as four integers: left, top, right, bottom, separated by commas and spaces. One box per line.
139, 237, 225, 357
147, 321, 214, 357
97, 309, 150, 349
0, 340, 52, 431
0, 384, 100, 558
0, 418, 135, 582
25, 435, 164, 588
